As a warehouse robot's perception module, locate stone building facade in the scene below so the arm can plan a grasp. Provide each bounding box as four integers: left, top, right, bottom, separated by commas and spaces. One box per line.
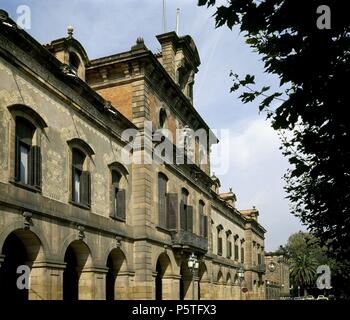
0, 10, 266, 300
265, 253, 290, 299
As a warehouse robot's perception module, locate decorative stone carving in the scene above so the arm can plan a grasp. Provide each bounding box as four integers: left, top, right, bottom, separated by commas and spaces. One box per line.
77, 225, 85, 240
23, 211, 33, 229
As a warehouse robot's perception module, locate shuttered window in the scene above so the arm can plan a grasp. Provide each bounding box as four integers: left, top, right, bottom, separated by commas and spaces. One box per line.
15, 117, 41, 190
234, 243, 239, 261
199, 201, 207, 238
218, 236, 223, 256
111, 170, 126, 220
72, 148, 90, 207
166, 193, 178, 229
158, 173, 167, 228
180, 189, 192, 232
227, 241, 232, 258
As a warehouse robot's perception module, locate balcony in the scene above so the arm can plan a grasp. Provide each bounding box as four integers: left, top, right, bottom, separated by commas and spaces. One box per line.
171, 229, 208, 253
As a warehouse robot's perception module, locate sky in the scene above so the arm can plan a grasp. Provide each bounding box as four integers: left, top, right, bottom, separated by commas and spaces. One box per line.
0, 0, 305, 250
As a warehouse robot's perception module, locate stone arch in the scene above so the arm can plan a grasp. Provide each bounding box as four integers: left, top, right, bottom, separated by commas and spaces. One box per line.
7, 104, 48, 129
180, 259, 192, 300
0, 228, 46, 300
101, 243, 129, 272
63, 239, 93, 300
155, 252, 173, 300
0, 222, 51, 261
59, 233, 97, 265
152, 248, 178, 275
198, 261, 210, 300
106, 248, 129, 300
216, 270, 224, 299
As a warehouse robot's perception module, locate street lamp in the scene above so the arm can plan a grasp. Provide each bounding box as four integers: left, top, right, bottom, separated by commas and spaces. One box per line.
188, 253, 199, 300
237, 266, 245, 300
266, 280, 270, 300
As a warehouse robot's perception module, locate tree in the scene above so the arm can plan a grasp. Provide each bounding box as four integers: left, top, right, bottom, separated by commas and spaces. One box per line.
290, 254, 318, 296
198, 0, 350, 292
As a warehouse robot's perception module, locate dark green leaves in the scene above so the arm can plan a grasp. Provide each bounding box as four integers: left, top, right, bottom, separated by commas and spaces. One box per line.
199, 0, 350, 294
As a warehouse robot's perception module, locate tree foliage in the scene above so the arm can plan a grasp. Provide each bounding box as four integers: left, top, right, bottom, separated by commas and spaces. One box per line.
198, 0, 350, 292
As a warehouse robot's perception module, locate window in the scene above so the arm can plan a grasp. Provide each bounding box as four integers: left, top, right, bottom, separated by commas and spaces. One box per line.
234, 235, 239, 261
180, 188, 192, 232
111, 170, 126, 220
258, 252, 262, 265
217, 226, 223, 256
15, 117, 41, 189
158, 173, 168, 228
199, 200, 207, 238
241, 246, 245, 263
159, 108, 168, 129
71, 148, 90, 207
226, 231, 232, 258
69, 52, 80, 75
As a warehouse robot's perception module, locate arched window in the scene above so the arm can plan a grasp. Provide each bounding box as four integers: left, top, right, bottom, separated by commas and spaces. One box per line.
158, 173, 168, 229
14, 117, 42, 189
180, 188, 192, 232
69, 52, 80, 75
199, 200, 207, 238
234, 235, 240, 261
71, 148, 90, 206
111, 170, 126, 220
226, 231, 232, 259
217, 225, 223, 256
159, 108, 168, 129
241, 239, 245, 263
68, 139, 94, 208
108, 162, 128, 221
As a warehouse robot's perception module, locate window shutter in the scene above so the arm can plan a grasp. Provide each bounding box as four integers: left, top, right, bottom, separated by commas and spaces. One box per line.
235, 244, 239, 261
218, 237, 222, 256
116, 189, 126, 220
203, 215, 208, 238
81, 171, 91, 207
180, 200, 187, 230
158, 180, 167, 228
28, 146, 33, 186
186, 205, 193, 232
14, 136, 20, 181
110, 186, 117, 218
166, 193, 178, 230
31, 146, 41, 189
71, 165, 76, 201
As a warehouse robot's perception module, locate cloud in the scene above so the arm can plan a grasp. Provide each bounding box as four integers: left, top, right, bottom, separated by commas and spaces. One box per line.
213, 118, 305, 250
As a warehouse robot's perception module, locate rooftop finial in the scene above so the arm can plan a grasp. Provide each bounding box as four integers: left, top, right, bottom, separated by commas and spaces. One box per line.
67, 26, 74, 38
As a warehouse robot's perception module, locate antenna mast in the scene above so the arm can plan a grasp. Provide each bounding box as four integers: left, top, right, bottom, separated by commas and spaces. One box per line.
176, 8, 180, 35
162, 0, 167, 33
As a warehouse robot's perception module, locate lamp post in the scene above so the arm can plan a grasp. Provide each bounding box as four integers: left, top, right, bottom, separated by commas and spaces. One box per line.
266, 280, 270, 300
188, 253, 199, 300
237, 266, 245, 300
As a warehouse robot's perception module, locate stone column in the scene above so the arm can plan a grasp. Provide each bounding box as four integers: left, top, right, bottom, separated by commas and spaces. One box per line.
160, 275, 175, 300
29, 261, 66, 300
199, 279, 210, 300
115, 271, 133, 300
79, 267, 107, 300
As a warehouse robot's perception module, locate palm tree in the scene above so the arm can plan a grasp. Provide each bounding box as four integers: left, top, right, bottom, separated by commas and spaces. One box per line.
290, 254, 318, 296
